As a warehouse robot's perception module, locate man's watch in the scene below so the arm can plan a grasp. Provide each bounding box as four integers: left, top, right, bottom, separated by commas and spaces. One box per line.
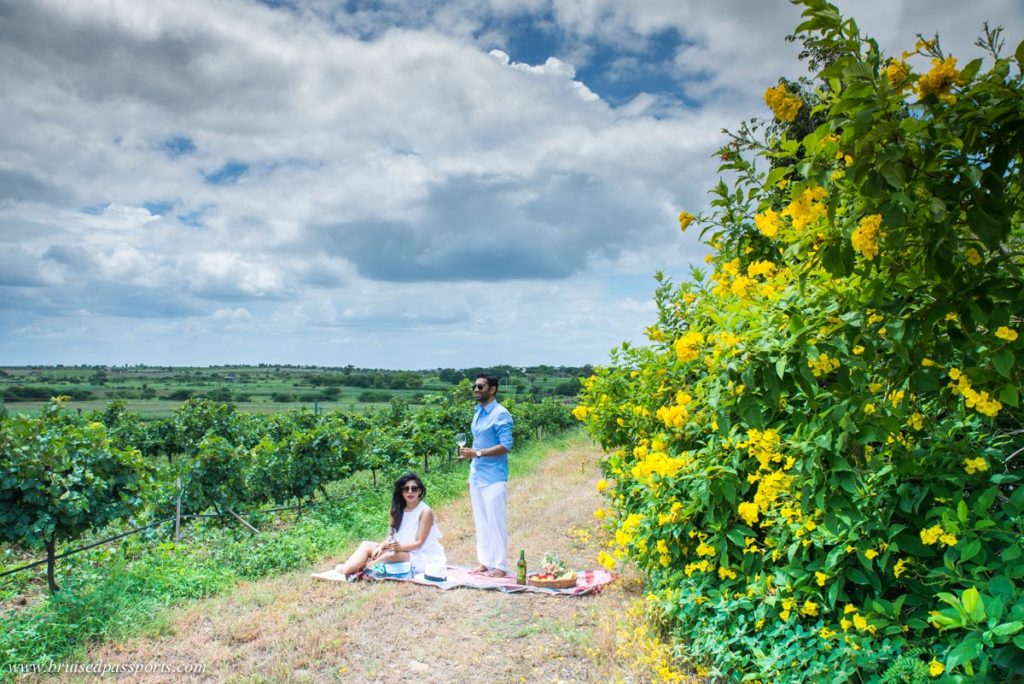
475, 449, 481, 458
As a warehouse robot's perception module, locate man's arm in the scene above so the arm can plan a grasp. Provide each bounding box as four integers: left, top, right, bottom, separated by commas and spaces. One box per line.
462, 415, 513, 458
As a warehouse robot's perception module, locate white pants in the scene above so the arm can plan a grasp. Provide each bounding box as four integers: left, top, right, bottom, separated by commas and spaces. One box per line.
470, 481, 508, 572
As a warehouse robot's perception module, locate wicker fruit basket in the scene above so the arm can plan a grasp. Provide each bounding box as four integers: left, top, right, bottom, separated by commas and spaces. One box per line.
527, 572, 577, 589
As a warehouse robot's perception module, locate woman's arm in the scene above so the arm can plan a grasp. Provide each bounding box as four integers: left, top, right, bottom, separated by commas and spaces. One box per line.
392, 508, 433, 553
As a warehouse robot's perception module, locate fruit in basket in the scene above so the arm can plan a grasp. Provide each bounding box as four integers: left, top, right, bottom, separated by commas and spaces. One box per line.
527, 554, 576, 584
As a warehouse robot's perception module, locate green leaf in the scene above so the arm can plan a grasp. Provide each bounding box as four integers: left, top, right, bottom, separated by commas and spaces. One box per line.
992, 621, 1023, 637
968, 205, 1008, 250
946, 637, 984, 671
847, 568, 870, 585
957, 499, 969, 523
999, 385, 1020, 408
960, 58, 983, 82
879, 162, 906, 189
1015, 39, 1024, 66
959, 539, 982, 564
912, 371, 941, 392
775, 357, 787, 380
962, 587, 985, 623
843, 61, 874, 81
993, 350, 1015, 377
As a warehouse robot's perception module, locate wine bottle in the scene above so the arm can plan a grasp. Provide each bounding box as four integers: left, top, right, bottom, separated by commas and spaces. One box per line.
516, 549, 527, 585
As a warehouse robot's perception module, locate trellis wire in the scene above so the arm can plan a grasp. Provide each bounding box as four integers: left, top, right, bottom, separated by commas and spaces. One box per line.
0, 446, 466, 581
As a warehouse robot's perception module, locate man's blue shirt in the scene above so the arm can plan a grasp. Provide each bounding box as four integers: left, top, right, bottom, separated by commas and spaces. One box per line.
470, 400, 514, 486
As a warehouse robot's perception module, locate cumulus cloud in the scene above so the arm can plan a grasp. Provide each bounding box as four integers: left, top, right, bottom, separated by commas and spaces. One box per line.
0, 0, 1020, 366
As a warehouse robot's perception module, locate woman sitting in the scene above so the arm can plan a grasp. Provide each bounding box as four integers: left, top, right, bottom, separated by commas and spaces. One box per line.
312, 472, 446, 581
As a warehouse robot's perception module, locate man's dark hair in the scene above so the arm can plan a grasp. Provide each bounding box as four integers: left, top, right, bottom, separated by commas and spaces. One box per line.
476, 373, 499, 391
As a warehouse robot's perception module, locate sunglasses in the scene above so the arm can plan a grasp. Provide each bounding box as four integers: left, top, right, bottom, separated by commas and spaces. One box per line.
402, 485, 421, 493
473, 384, 488, 390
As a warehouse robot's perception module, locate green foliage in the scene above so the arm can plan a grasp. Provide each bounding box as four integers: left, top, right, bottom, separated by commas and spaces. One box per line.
0, 399, 149, 590
576, 1, 1024, 681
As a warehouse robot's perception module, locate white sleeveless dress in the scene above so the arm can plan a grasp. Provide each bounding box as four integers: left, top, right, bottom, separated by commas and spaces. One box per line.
395, 501, 446, 573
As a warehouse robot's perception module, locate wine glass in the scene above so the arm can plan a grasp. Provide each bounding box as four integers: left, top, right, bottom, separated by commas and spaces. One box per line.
455, 432, 467, 448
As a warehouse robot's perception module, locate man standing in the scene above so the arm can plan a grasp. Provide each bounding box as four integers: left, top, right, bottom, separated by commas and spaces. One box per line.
458, 373, 514, 577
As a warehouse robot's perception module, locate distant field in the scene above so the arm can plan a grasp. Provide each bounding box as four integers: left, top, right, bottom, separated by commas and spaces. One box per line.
0, 364, 588, 418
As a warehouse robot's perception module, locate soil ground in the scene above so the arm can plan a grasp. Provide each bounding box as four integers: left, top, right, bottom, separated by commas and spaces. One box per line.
48, 438, 658, 683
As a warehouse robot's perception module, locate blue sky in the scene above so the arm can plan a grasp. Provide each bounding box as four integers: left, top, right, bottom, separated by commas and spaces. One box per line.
0, 0, 1021, 369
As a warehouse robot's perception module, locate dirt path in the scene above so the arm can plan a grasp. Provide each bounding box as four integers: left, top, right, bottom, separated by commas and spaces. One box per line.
70, 438, 649, 683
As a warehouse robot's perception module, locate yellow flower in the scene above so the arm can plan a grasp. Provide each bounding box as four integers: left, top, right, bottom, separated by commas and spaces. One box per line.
678, 210, 695, 232
718, 566, 738, 580
674, 331, 705, 362
819, 626, 837, 640
894, 558, 909, 578
964, 457, 988, 475
852, 214, 883, 260
916, 56, 962, 103
882, 59, 911, 87
908, 413, 924, 431
852, 345, 864, 355
865, 548, 879, 560
596, 479, 609, 492
598, 551, 616, 570
782, 186, 828, 233
764, 83, 802, 122
948, 368, 962, 380
864, 403, 877, 415
695, 541, 717, 558
738, 501, 760, 527
852, 613, 869, 631
594, 508, 606, 519
995, 326, 1018, 342
815, 571, 828, 587
754, 208, 783, 239
921, 358, 936, 367
929, 659, 944, 677
966, 247, 982, 265
572, 405, 589, 421
801, 600, 819, 617
808, 353, 841, 377
939, 533, 958, 547
921, 526, 941, 545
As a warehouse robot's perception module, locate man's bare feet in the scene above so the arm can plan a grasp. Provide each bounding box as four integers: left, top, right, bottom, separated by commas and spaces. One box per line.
469, 565, 489, 574
487, 569, 507, 578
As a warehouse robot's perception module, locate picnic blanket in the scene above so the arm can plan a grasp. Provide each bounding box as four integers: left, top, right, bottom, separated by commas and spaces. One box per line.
313, 564, 614, 596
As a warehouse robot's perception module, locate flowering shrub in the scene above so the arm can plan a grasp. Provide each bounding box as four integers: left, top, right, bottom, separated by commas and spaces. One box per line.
577, 1, 1024, 680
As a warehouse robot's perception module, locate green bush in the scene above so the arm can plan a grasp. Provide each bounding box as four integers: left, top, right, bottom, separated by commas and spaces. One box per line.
576, 2, 1024, 681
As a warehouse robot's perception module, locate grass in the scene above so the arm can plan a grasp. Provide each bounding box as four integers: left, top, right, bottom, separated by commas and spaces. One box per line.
0, 430, 577, 678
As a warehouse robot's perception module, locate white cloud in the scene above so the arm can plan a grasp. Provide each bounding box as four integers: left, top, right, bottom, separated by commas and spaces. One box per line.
1, 0, 1020, 366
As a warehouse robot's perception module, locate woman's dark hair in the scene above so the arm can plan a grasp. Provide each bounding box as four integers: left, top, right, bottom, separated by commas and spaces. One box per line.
389, 471, 426, 532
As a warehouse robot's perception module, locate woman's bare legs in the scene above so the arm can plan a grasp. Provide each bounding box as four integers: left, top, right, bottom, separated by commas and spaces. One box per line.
334, 541, 410, 575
